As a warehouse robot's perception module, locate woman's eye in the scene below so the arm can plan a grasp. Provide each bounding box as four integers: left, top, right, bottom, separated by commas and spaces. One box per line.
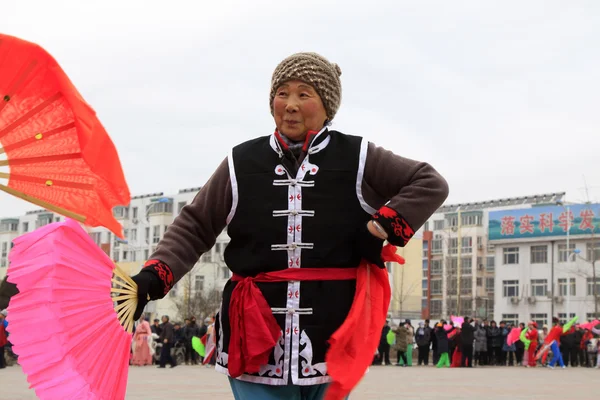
300, 93, 310, 97
278, 91, 287, 96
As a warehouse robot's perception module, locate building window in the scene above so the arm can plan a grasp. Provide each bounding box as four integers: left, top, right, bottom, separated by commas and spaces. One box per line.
113, 206, 129, 219
587, 243, 600, 262
447, 215, 458, 228
486, 277, 495, 293
431, 238, 443, 254
448, 238, 458, 254
558, 278, 576, 296
461, 257, 472, 275
431, 280, 442, 295
448, 258, 457, 274
447, 278, 457, 296
423, 221, 430, 231
113, 250, 120, 262
152, 225, 160, 244
430, 300, 442, 316
123, 229, 129, 240
462, 237, 472, 253
530, 313, 547, 328
477, 277, 483, 287
132, 207, 138, 219
132, 251, 137, 262
502, 314, 519, 326
169, 283, 178, 298
122, 251, 128, 261
462, 214, 482, 226
422, 241, 429, 258
460, 299, 472, 313
558, 313, 576, 325
586, 278, 600, 296
530, 245, 548, 264
530, 279, 547, 297
433, 220, 445, 230
431, 259, 443, 275
460, 277, 471, 295
221, 266, 230, 279
503, 280, 519, 297
22, 222, 29, 232
89, 232, 102, 246
486, 256, 495, 272
144, 249, 149, 260
195, 276, 205, 292
446, 299, 457, 315
131, 229, 137, 242
503, 247, 519, 265
587, 313, 599, 321
147, 201, 173, 215
558, 243, 576, 262
36, 213, 53, 228
201, 253, 211, 262
422, 259, 429, 273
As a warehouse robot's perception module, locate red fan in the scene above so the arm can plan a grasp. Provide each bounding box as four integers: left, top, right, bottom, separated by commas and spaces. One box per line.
0, 33, 129, 237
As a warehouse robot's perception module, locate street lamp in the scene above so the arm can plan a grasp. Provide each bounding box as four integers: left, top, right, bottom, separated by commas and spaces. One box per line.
556, 201, 572, 317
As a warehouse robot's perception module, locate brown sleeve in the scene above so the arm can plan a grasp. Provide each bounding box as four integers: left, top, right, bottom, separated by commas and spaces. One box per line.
144, 157, 232, 295
362, 142, 449, 246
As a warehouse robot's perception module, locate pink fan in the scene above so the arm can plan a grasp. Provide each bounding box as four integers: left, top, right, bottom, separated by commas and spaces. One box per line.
450, 316, 464, 326
6, 219, 138, 400
578, 320, 600, 330
506, 327, 522, 346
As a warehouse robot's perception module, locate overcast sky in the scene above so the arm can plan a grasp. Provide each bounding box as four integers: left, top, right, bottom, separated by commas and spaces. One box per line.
1, 0, 599, 219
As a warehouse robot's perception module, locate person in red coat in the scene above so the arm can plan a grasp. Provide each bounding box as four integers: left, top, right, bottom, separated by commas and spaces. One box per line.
0, 310, 8, 369
526, 321, 538, 367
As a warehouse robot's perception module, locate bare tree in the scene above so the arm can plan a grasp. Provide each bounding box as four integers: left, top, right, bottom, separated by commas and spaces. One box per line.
172, 272, 223, 321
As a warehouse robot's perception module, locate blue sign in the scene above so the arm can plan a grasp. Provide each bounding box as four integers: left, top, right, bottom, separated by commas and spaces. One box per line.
488, 204, 600, 241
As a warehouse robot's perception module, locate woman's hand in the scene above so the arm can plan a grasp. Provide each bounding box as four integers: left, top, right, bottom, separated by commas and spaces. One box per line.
367, 220, 388, 240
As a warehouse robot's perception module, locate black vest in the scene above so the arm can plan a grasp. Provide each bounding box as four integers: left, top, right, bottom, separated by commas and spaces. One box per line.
216, 129, 378, 385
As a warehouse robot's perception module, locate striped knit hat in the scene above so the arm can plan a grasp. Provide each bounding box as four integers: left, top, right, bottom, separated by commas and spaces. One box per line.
269, 52, 342, 121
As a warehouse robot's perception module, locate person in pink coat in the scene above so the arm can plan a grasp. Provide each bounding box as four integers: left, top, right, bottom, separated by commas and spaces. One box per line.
131, 316, 153, 366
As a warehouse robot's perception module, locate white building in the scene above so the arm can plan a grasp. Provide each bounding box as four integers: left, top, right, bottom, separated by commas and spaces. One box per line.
489, 202, 600, 327
0, 187, 231, 321
421, 192, 567, 321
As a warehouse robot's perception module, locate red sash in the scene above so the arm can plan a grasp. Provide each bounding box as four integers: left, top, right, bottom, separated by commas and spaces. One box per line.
227, 244, 402, 400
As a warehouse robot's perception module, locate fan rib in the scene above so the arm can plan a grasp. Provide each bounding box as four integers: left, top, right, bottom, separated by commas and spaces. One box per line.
0, 122, 76, 155
0, 92, 61, 140
0, 183, 87, 223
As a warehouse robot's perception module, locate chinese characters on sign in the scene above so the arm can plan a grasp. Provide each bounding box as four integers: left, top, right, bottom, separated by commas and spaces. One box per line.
489, 204, 600, 241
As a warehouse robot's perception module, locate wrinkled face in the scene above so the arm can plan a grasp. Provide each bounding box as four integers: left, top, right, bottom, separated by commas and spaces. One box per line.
273, 80, 328, 141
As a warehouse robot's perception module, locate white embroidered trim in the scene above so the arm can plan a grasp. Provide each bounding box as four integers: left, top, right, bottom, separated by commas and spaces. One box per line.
215, 364, 290, 386
356, 138, 377, 215
226, 150, 239, 225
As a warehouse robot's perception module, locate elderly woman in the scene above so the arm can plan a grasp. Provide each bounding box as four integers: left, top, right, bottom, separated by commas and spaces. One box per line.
130, 52, 448, 400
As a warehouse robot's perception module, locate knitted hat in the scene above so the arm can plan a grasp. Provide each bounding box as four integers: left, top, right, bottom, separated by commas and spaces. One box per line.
269, 52, 342, 120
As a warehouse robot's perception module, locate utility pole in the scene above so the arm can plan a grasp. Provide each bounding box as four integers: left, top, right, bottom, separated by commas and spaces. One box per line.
457, 207, 462, 316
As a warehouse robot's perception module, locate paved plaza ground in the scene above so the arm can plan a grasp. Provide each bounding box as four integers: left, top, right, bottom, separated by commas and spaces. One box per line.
2, 364, 596, 399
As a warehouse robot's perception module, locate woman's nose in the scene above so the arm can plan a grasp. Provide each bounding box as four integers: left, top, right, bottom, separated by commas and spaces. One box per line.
285, 101, 298, 113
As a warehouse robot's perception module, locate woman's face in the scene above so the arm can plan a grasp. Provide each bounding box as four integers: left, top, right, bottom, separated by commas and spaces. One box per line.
272, 80, 328, 141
